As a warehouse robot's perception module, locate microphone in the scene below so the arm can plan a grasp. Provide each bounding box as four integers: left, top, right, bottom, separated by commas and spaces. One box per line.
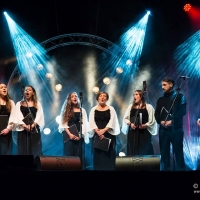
79, 92, 83, 100
143, 81, 147, 94
179, 76, 190, 79
21, 84, 25, 98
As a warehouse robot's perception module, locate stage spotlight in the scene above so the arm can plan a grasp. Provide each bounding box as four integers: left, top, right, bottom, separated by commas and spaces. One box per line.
55, 115, 61, 124
184, 4, 192, 12
55, 84, 62, 92
119, 152, 126, 157
37, 64, 43, 70
46, 73, 53, 79
26, 52, 33, 58
92, 86, 99, 94
116, 67, 123, 74
126, 59, 132, 66
43, 128, 51, 135
147, 10, 150, 15
103, 77, 111, 85
3, 12, 7, 15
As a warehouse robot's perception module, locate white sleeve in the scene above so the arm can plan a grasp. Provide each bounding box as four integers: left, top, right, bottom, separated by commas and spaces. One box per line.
146, 104, 158, 135
14, 101, 25, 124
106, 106, 120, 136
121, 104, 132, 135
58, 108, 89, 144
34, 101, 45, 130
88, 106, 98, 131
58, 122, 69, 133
14, 101, 45, 131
88, 105, 120, 136
58, 108, 88, 131
81, 108, 89, 144
88, 106, 98, 137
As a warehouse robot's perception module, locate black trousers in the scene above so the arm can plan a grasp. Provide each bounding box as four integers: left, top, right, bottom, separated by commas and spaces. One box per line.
159, 128, 185, 171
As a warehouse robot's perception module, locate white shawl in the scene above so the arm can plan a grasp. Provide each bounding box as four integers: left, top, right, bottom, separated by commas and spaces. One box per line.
88, 105, 120, 137
121, 103, 158, 135
58, 108, 89, 144
14, 101, 45, 131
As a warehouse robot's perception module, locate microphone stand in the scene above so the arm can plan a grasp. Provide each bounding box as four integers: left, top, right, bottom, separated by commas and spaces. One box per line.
162, 77, 187, 171
79, 94, 84, 170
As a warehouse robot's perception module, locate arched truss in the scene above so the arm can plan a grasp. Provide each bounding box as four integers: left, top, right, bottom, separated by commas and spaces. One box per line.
8, 33, 125, 85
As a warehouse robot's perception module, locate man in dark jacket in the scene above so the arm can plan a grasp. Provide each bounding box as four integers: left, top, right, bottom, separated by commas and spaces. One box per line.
155, 77, 187, 171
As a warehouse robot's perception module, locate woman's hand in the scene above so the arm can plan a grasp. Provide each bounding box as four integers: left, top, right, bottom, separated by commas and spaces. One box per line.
139, 124, 147, 129
98, 129, 106, 136
31, 123, 36, 130
23, 124, 31, 132
99, 134, 105, 140
0, 128, 10, 135
130, 123, 137, 130
95, 129, 105, 136
68, 133, 80, 141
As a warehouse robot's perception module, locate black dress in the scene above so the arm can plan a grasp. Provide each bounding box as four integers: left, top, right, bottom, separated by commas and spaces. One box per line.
127, 108, 154, 156
17, 105, 42, 158
93, 109, 116, 170
62, 112, 83, 158
0, 105, 12, 155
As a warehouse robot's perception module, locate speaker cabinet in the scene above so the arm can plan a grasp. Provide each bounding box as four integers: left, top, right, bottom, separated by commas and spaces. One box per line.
115, 155, 161, 171
0, 155, 35, 171
35, 156, 82, 171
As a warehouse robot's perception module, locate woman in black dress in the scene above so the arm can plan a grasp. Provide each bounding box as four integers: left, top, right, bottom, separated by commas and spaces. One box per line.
58, 92, 89, 158
121, 90, 157, 156
0, 83, 15, 155
89, 92, 120, 170
15, 85, 44, 158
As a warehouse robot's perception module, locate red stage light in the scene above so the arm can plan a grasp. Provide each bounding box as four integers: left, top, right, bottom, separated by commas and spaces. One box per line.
184, 4, 192, 12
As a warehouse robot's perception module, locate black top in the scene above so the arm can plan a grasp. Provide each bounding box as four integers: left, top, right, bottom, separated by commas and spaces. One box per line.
20, 106, 38, 127
20, 105, 37, 119
94, 109, 110, 129
130, 108, 148, 126
68, 112, 80, 132
155, 90, 187, 130
0, 105, 10, 116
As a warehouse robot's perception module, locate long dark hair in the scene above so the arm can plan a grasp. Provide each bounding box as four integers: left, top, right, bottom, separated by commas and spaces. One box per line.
131, 90, 146, 109
0, 83, 12, 112
21, 85, 38, 109
60, 92, 80, 124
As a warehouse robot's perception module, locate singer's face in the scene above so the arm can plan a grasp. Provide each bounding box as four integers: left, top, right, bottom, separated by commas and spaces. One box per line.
0, 84, 7, 97
70, 93, 78, 105
25, 86, 35, 99
98, 93, 108, 105
133, 92, 141, 103
162, 81, 173, 93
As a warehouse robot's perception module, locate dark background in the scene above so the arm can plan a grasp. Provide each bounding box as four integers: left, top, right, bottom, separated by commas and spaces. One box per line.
0, 0, 199, 74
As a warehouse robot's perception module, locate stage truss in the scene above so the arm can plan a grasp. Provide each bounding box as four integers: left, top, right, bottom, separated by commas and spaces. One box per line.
8, 33, 125, 86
